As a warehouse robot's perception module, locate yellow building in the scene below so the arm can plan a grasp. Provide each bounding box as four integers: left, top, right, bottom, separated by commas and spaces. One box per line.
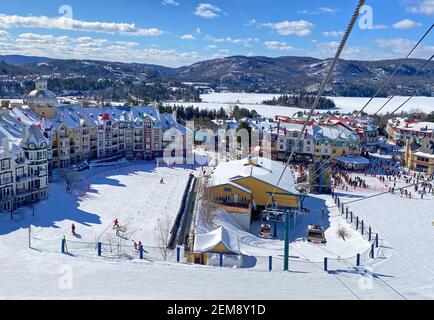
190, 226, 241, 265
207, 157, 301, 212
24, 77, 57, 119
405, 139, 434, 175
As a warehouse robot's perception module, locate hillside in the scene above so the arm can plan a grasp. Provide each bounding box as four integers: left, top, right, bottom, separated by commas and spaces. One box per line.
0, 54, 433, 98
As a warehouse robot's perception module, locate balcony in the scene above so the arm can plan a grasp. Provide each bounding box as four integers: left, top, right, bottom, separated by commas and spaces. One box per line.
16, 175, 33, 183
214, 201, 250, 214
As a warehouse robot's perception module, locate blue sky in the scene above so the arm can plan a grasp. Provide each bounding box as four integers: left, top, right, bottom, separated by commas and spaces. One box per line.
0, 0, 433, 66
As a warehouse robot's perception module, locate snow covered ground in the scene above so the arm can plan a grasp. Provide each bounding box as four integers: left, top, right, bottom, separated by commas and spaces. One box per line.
164, 93, 434, 119
0, 161, 433, 299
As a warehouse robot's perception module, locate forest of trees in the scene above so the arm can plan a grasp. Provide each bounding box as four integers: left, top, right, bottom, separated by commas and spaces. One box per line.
263, 93, 336, 109
158, 104, 260, 130
22, 79, 202, 103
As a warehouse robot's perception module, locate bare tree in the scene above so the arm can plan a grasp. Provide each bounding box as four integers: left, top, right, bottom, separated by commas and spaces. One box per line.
62, 170, 76, 193
200, 180, 219, 229
155, 214, 174, 261
337, 226, 350, 241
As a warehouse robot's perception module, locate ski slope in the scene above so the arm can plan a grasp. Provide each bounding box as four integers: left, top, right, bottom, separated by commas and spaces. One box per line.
0, 163, 433, 299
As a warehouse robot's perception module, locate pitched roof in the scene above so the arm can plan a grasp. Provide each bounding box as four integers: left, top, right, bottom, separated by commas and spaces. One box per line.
211, 157, 299, 194
193, 226, 241, 254
20, 124, 47, 149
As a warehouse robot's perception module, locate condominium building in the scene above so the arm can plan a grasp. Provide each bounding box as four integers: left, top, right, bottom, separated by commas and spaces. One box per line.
387, 118, 434, 147
10, 78, 191, 169
264, 121, 362, 162
0, 117, 48, 213
405, 138, 434, 175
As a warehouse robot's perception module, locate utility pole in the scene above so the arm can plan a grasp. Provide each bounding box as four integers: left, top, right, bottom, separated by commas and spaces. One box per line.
283, 210, 290, 271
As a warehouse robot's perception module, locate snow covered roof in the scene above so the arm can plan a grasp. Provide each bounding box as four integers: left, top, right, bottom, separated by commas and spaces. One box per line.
27, 89, 57, 99
211, 157, 299, 194
20, 124, 47, 149
160, 113, 190, 134
390, 118, 434, 132
0, 117, 25, 155
193, 226, 241, 254
52, 105, 95, 129
414, 151, 434, 159
315, 125, 359, 141
335, 156, 370, 165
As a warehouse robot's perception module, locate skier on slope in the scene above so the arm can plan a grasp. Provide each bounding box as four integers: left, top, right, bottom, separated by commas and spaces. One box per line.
113, 218, 119, 229
71, 223, 76, 236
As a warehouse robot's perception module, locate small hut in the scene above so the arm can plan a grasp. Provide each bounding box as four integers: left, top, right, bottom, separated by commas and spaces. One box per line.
191, 226, 241, 266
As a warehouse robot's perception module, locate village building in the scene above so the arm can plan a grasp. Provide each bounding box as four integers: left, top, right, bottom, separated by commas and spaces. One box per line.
404, 138, 434, 175
387, 118, 434, 147
0, 117, 49, 213
206, 156, 302, 229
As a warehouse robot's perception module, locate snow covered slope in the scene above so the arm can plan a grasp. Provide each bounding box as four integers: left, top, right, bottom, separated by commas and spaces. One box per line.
165, 93, 434, 119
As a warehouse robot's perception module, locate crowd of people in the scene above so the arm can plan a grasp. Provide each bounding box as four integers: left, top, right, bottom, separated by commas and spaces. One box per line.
332, 169, 369, 191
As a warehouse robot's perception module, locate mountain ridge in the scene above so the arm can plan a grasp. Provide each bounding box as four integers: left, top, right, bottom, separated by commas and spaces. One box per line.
0, 54, 433, 97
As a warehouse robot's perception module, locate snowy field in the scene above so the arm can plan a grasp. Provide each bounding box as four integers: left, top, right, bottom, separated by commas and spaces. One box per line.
165, 93, 434, 119
0, 161, 433, 299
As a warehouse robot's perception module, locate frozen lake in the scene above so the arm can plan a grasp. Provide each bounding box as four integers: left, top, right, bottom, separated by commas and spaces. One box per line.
165, 93, 434, 118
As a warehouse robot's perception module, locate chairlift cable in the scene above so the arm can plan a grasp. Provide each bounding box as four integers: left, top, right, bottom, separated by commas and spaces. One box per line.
264, 0, 367, 210
374, 52, 434, 116
298, 24, 434, 190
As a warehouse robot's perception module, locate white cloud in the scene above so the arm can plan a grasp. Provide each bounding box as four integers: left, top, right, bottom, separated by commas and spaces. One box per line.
162, 0, 179, 6
375, 38, 434, 57
407, 0, 434, 15
297, 7, 338, 15
322, 30, 344, 37
0, 13, 163, 36
0, 32, 202, 67
205, 35, 254, 47
264, 41, 294, 51
373, 24, 388, 30
261, 20, 314, 36
194, 3, 222, 19
205, 45, 217, 50
318, 7, 338, 14
180, 34, 196, 40
0, 30, 8, 38
309, 38, 434, 60
393, 19, 422, 29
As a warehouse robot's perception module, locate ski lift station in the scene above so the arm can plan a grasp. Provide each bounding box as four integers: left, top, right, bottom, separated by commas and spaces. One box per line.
205, 156, 306, 230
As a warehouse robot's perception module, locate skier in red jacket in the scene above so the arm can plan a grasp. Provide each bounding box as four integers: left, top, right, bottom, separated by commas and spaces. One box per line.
113, 218, 119, 229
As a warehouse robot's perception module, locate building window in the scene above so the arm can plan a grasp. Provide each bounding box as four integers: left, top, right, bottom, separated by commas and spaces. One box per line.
1, 159, 10, 171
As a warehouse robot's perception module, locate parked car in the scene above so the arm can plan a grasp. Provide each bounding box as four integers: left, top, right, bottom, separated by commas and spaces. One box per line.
72, 160, 90, 172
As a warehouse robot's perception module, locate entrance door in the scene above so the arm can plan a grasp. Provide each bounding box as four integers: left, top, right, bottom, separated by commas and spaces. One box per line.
233, 194, 239, 204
